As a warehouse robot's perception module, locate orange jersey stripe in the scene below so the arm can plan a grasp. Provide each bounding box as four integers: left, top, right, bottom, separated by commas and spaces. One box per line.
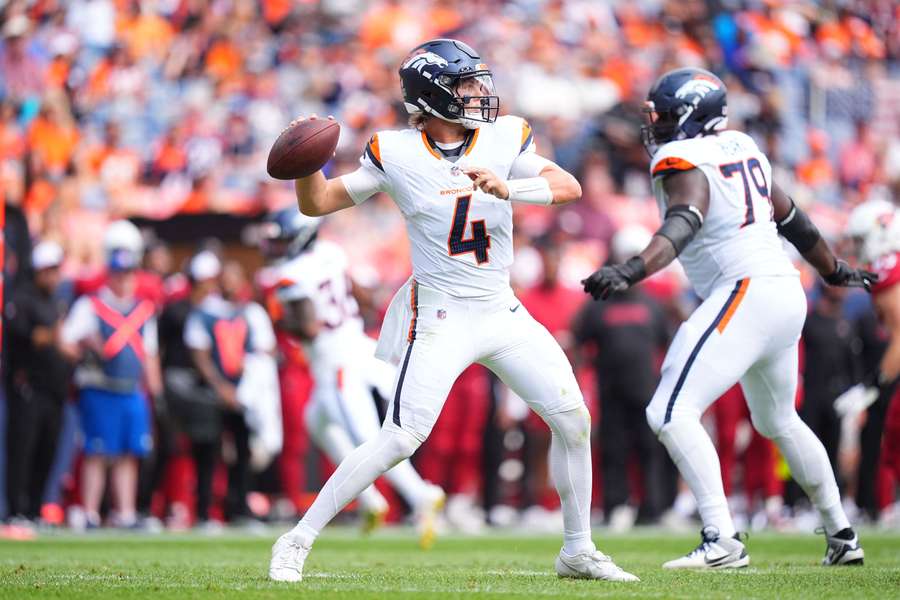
406, 281, 419, 343
369, 133, 381, 163
421, 131, 442, 160
463, 128, 480, 156
652, 156, 696, 176
716, 278, 750, 333
520, 121, 532, 146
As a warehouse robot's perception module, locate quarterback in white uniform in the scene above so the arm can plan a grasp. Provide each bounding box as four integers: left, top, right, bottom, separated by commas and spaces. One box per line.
582, 68, 877, 569
269, 38, 638, 583
261, 209, 445, 545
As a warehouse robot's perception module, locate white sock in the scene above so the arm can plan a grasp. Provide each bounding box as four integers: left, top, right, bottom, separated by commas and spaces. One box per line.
772, 419, 850, 535
545, 406, 596, 556
297, 427, 420, 536
659, 419, 736, 538
384, 459, 430, 509
308, 418, 386, 512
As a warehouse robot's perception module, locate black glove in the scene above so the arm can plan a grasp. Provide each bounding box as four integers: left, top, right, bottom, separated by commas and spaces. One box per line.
581, 257, 646, 300
824, 260, 879, 292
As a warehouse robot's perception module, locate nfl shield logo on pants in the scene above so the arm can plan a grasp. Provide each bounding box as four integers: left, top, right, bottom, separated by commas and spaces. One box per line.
436, 309, 447, 320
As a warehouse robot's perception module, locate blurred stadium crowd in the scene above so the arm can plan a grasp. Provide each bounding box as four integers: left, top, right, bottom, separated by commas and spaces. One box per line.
1, 0, 899, 536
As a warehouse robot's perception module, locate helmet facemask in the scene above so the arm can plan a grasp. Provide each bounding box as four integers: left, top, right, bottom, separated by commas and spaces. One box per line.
640, 101, 679, 157
446, 73, 500, 129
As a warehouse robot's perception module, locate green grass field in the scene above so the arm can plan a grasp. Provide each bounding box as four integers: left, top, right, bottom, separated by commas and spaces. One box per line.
2, 528, 899, 599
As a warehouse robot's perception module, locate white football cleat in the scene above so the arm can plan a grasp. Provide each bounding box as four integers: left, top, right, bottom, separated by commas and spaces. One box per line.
663, 526, 749, 569
555, 549, 640, 582
820, 527, 864, 566
268, 531, 312, 582
415, 484, 446, 550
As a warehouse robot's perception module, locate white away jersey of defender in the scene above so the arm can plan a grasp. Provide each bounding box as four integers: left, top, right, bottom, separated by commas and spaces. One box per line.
275, 240, 365, 373
342, 115, 538, 299
650, 130, 797, 299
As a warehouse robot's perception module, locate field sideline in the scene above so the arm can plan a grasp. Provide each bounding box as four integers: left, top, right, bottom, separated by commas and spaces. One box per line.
2, 528, 899, 599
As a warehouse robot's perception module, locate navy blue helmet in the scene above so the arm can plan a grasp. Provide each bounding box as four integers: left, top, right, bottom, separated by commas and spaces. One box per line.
399, 38, 500, 129
260, 207, 320, 260
641, 68, 728, 155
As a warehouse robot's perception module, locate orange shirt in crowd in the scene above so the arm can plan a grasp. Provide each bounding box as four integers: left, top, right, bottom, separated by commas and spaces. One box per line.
46, 57, 70, 90
24, 178, 56, 219
797, 157, 835, 188
153, 140, 187, 175
262, 0, 293, 26
118, 12, 174, 60
359, 4, 434, 50
205, 39, 243, 80
27, 116, 79, 173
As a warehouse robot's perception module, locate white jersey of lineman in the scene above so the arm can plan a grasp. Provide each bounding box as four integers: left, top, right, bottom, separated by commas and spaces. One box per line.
344, 115, 536, 299
275, 240, 365, 377
650, 130, 797, 299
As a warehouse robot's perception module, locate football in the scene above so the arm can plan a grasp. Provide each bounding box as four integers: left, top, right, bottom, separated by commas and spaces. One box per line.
266, 118, 340, 180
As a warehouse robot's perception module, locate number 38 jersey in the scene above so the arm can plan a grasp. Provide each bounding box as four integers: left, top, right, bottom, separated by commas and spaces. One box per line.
342, 115, 537, 299
274, 240, 364, 374
650, 130, 797, 299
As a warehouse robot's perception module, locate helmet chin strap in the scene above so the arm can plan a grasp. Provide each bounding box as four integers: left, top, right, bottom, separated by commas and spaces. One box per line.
428, 109, 480, 130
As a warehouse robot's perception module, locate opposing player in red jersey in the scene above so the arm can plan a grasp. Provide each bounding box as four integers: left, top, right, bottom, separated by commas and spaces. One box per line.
838, 200, 900, 514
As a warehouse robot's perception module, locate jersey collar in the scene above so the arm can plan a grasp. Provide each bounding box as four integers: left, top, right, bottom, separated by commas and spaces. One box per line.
420, 128, 480, 162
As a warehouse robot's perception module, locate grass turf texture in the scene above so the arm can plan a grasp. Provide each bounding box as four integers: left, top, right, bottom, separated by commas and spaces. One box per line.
2, 529, 899, 599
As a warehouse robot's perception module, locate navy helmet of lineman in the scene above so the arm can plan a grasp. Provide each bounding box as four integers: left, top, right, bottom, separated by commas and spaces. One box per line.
398, 38, 500, 129
641, 67, 728, 155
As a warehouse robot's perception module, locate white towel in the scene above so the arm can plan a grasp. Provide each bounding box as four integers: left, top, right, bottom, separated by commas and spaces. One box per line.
374, 277, 414, 366
237, 352, 283, 471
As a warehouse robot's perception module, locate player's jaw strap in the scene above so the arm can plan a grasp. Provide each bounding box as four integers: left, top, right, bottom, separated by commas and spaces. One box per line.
776, 198, 821, 254
656, 204, 704, 255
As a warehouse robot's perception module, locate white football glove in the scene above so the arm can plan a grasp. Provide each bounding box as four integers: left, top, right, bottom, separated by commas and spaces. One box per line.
833, 384, 880, 418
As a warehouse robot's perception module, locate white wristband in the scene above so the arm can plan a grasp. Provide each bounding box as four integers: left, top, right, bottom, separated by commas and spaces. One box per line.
506, 177, 553, 205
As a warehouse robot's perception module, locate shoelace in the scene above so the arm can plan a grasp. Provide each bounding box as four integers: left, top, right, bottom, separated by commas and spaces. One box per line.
587, 551, 628, 573
686, 540, 712, 558
814, 527, 852, 545
274, 540, 304, 568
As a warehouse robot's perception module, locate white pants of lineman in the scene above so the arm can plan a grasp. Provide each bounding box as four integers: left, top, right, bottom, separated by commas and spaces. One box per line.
295, 280, 595, 555
304, 336, 435, 512
645, 275, 850, 536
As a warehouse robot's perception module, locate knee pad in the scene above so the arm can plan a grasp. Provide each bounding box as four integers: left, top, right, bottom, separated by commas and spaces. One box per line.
544, 405, 591, 445
378, 426, 422, 467
750, 409, 798, 440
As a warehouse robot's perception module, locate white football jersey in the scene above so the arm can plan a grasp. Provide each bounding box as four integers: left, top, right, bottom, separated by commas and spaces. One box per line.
650, 130, 797, 299
342, 115, 538, 299
275, 240, 365, 374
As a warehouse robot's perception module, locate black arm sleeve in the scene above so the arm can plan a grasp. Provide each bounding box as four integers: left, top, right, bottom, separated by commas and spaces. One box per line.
656, 204, 703, 255
776, 200, 821, 254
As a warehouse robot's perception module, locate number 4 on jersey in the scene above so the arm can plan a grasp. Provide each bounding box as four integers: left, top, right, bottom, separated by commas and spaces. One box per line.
448, 194, 491, 264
